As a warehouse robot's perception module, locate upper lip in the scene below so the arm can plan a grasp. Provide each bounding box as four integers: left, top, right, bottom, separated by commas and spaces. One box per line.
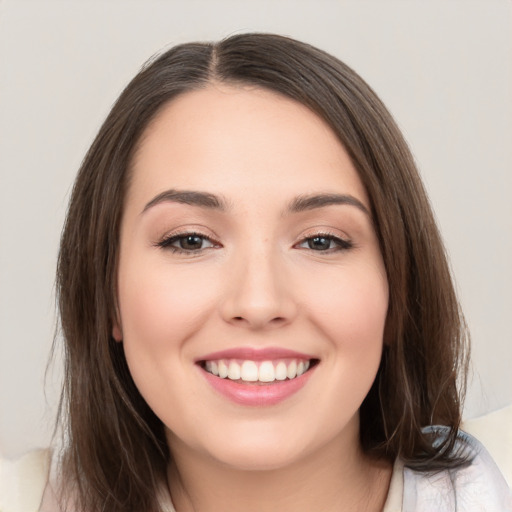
196, 347, 317, 363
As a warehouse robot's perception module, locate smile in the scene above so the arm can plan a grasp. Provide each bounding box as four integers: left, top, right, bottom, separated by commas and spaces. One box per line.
203, 358, 313, 383
197, 348, 319, 406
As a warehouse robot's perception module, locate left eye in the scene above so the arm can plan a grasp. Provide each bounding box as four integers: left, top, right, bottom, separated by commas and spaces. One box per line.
297, 235, 352, 251
158, 233, 217, 252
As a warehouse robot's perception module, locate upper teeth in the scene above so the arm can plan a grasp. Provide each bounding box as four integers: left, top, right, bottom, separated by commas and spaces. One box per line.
204, 359, 311, 383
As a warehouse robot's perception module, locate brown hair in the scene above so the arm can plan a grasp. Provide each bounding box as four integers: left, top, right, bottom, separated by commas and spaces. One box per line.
56, 33, 469, 511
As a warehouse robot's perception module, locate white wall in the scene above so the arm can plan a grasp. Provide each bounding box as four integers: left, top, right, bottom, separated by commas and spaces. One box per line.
1, 0, 511, 458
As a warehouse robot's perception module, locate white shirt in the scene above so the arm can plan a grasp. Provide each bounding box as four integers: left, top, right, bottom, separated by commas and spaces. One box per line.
1, 429, 510, 511
382, 429, 512, 511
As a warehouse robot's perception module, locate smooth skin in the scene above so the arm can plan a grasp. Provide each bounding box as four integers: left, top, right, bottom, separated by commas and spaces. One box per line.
113, 84, 392, 512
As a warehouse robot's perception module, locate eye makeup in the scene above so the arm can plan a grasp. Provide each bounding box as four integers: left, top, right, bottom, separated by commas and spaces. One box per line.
155, 231, 221, 254
155, 229, 354, 256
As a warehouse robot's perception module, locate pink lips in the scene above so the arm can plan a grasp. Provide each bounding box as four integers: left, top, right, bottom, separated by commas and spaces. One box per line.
197, 347, 317, 406
196, 347, 316, 363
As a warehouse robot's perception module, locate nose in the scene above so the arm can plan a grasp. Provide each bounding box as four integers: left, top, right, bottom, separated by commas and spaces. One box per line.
220, 245, 298, 330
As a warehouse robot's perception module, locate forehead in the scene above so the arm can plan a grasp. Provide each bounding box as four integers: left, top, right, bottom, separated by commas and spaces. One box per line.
128, 84, 369, 210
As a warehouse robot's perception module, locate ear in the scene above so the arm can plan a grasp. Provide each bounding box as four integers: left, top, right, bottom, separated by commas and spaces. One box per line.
112, 307, 123, 342
111, 288, 123, 340
112, 322, 123, 342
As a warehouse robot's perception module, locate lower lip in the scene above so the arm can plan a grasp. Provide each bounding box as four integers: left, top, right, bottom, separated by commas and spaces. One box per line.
200, 365, 316, 406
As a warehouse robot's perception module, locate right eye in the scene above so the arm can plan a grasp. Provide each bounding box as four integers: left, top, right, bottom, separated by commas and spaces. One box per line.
157, 233, 218, 253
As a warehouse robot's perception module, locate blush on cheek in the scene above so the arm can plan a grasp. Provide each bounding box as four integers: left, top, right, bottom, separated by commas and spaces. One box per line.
119, 268, 221, 351
308, 279, 387, 341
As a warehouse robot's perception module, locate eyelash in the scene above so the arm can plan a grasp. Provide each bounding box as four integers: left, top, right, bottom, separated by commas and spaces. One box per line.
295, 232, 353, 252
156, 231, 353, 255
156, 232, 220, 254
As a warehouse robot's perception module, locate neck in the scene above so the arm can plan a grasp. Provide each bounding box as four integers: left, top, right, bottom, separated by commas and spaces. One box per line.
166, 429, 392, 512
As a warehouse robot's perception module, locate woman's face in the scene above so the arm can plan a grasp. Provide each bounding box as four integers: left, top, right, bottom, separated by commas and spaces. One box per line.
114, 85, 389, 470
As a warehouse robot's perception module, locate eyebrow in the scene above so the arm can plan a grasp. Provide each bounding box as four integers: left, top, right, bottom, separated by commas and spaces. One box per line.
142, 189, 369, 216
286, 193, 370, 216
142, 189, 229, 214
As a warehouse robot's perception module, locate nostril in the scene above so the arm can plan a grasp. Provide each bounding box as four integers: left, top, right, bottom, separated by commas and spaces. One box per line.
227, 312, 292, 329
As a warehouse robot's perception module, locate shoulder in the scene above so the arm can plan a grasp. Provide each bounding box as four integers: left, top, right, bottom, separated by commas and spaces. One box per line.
462, 404, 512, 486
402, 427, 512, 511
0, 448, 51, 512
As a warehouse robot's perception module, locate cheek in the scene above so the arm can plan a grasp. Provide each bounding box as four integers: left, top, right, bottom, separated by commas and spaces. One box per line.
299, 262, 388, 405
117, 262, 223, 419
117, 262, 221, 361
302, 263, 389, 347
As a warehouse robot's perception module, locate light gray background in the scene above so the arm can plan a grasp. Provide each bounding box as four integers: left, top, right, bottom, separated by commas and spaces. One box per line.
1, 0, 511, 458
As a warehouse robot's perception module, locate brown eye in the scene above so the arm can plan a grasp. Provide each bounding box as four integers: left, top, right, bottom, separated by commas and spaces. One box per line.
297, 234, 353, 252
307, 236, 332, 251
179, 235, 205, 250
157, 233, 217, 252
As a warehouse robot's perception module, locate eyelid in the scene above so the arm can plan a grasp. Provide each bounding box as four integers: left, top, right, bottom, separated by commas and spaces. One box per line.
294, 230, 353, 252
153, 226, 353, 254
154, 224, 219, 244
155, 229, 222, 253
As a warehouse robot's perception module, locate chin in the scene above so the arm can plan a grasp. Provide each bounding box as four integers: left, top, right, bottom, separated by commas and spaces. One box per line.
166, 418, 314, 472
198, 417, 340, 472
207, 442, 307, 472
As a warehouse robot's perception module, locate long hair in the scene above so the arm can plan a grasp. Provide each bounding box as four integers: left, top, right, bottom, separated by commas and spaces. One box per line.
55, 33, 469, 511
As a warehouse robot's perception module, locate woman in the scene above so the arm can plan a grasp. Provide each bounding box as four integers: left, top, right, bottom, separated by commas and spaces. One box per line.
36, 33, 511, 511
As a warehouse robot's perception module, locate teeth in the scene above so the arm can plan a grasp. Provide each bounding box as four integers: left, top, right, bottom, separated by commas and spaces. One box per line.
258, 361, 275, 382
275, 362, 287, 381
204, 358, 313, 382
287, 360, 297, 379
228, 361, 241, 380
218, 360, 228, 379
241, 361, 258, 382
